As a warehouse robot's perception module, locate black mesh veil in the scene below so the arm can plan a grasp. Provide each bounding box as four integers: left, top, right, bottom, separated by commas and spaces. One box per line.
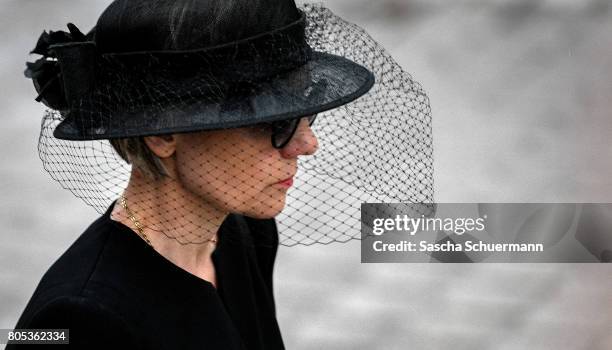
34, 3, 433, 247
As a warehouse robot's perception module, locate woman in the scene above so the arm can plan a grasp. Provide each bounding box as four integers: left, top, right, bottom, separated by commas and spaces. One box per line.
10, 0, 433, 348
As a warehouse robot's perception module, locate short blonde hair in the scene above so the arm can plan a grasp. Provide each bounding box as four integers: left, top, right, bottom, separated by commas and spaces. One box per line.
109, 137, 168, 180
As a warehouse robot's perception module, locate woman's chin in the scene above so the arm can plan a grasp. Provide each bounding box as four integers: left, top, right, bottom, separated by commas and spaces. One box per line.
240, 195, 287, 219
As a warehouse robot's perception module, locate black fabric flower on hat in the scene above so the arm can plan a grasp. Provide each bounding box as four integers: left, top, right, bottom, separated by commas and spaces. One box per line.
25, 23, 93, 110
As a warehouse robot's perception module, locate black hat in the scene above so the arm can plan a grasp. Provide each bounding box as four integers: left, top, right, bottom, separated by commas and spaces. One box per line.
32, 2, 434, 246
26, 0, 374, 140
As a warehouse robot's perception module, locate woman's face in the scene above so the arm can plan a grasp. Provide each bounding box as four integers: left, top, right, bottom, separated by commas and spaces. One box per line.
173, 117, 318, 218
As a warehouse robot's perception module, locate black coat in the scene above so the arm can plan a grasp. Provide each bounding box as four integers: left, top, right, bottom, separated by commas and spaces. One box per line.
6, 201, 285, 349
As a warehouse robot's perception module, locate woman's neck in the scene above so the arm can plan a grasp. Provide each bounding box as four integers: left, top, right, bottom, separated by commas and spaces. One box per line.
110, 170, 227, 285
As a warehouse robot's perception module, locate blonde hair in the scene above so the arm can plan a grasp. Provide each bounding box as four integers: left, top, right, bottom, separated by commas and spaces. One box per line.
109, 137, 168, 180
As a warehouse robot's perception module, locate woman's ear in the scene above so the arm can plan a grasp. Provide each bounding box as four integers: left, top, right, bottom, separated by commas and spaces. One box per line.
144, 134, 176, 158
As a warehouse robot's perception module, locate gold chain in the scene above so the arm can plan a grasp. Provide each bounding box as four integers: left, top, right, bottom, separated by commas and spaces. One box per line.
119, 194, 154, 247
119, 195, 218, 247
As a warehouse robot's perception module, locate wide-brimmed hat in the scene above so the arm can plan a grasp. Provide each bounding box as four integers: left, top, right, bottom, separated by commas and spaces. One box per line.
29, 0, 434, 246
27, 0, 374, 140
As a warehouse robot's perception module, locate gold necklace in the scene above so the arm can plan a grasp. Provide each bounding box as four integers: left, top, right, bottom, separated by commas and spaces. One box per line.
119, 194, 154, 247
118, 195, 219, 246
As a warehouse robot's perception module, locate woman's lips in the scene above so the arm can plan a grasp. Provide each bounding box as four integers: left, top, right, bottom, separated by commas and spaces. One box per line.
276, 177, 294, 188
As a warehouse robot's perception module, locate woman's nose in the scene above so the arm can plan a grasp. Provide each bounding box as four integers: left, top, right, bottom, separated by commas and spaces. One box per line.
280, 117, 319, 158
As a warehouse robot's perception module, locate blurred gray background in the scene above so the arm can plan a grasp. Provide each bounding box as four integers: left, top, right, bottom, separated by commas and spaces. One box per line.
1, 0, 611, 349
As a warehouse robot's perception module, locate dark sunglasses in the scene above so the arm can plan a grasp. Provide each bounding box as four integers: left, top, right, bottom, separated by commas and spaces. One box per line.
266, 115, 317, 149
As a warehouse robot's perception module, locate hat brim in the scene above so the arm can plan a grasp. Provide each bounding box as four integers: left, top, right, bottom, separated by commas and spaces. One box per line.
53, 51, 375, 140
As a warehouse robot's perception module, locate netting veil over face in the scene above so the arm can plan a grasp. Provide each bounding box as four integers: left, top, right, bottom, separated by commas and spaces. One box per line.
31, 0, 433, 246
